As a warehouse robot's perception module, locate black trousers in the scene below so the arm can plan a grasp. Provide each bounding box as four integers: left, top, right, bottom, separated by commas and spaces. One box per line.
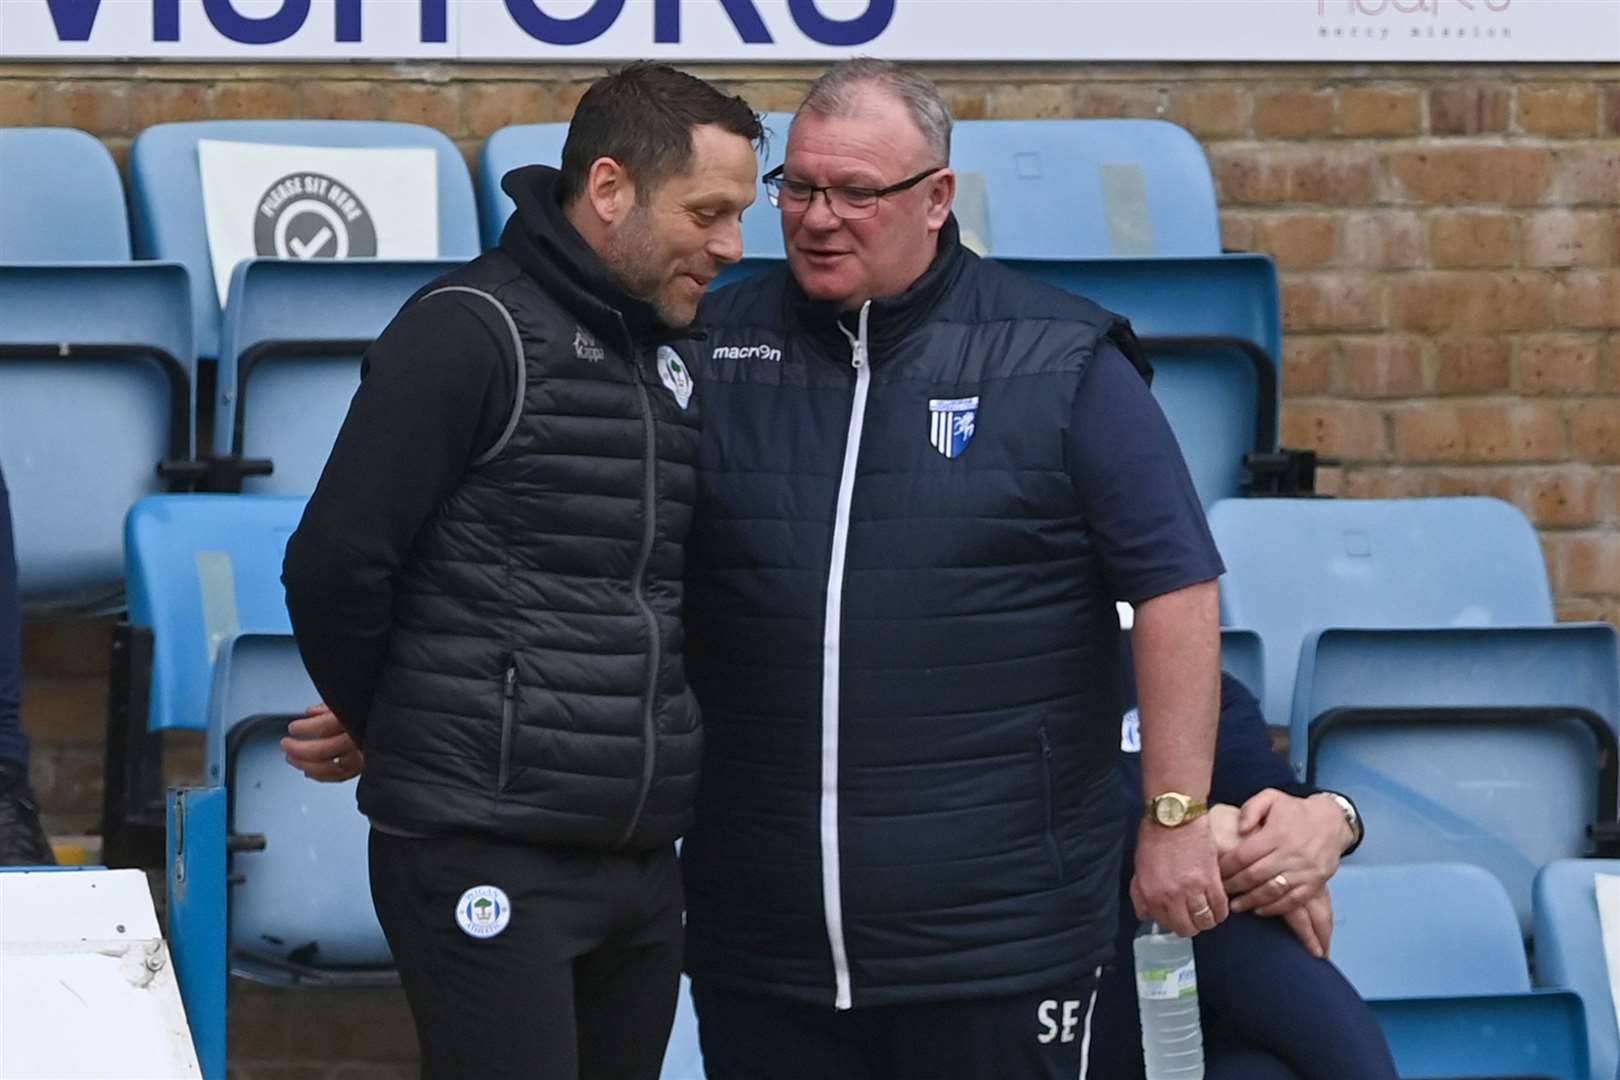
691, 971, 1102, 1080
369, 829, 683, 1080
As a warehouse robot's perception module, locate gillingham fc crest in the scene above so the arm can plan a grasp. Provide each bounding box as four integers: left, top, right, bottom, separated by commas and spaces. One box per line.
928, 396, 979, 459
455, 885, 512, 939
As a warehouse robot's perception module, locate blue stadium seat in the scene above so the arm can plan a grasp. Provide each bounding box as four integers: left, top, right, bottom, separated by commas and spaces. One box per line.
1331, 863, 1529, 999
478, 112, 793, 255
1297, 625, 1620, 927
1369, 992, 1589, 1080
129, 121, 478, 492
125, 495, 305, 739
1209, 496, 1557, 731
213, 258, 465, 495
1002, 255, 1281, 509
0, 129, 196, 611
1335, 864, 1590, 1076
1536, 858, 1620, 1080
210, 632, 387, 979
0, 128, 130, 261
1218, 628, 1263, 704
130, 120, 480, 359
948, 119, 1221, 257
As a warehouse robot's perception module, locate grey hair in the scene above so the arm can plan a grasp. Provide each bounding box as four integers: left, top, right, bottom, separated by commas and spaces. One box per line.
797, 58, 952, 164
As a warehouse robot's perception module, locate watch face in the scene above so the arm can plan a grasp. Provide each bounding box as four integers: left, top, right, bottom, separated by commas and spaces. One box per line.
1154, 798, 1187, 827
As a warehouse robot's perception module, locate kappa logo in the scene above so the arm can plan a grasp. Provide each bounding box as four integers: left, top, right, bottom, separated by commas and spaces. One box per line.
454, 884, 512, 940
574, 326, 605, 363
254, 172, 377, 261
658, 346, 694, 410
712, 343, 782, 363
928, 396, 978, 459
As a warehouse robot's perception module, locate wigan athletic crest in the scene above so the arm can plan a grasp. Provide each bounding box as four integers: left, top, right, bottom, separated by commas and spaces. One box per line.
454, 884, 512, 939
657, 346, 694, 410
928, 396, 979, 459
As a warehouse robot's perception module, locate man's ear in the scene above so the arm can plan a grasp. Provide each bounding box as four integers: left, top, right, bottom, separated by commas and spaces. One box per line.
924, 168, 956, 232
583, 156, 636, 227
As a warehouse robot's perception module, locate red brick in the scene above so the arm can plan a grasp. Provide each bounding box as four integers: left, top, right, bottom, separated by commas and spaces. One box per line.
1608, 85, 1620, 137
1071, 85, 1164, 120
1253, 87, 1338, 140
1250, 213, 1338, 269
1432, 338, 1512, 395
1553, 146, 1620, 203
1280, 402, 1388, 461
1390, 273, 1554, 334
1340, 337, 1425, 399
1525, 210, 1612, 268
1340, 211, 1423, 269
19, 678, 105, 745
1283, 274, 1383, 332
1338, 468, 1429, 500
1340, 86, 1422, 137
1391, 147, 1554, 206
1520, 467, 1604, 528
1429, 84, 1510, 136
1427, 212, 1519, 269
940, 85, 989, 121
1211, 145, 1379, 206
1555, 532, 1620, 596
1517, 334, 1602, 395
1283, 338, 1338, 397
213, 81, 298, 120
297, 80, 383, 121
1572, 401, 1620, 462
1557, 597, 1606, 622
463, 82, 554, 138
1517, 84, 1600, 138
1559, 272, 1620, 330
382, 83, 463, 133
21, 617, 112, 677
1166, 85, 1250, 140
987, 83, 1071, 119
42, 81, 129, 136
0, 81, 47, 126
1394, 403, 1564, 464
1219, 214, 1254, 253
130, 81, 210, 129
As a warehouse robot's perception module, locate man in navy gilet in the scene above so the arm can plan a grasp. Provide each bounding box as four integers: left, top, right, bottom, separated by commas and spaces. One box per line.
683, 60, 1229, 1079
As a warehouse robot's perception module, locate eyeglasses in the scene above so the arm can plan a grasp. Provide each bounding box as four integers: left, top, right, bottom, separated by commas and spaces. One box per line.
763, 165, 945, 221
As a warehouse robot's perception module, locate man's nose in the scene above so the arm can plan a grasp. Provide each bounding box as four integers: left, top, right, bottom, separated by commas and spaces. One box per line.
710, 219, 744, 266
801, 190, 843, 231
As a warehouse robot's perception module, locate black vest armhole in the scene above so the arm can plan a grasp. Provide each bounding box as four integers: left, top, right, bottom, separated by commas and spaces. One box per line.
1106, 320, 1153, 389
419, 285, 527, 466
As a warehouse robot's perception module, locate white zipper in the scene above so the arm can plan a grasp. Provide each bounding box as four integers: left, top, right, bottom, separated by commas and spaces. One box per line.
820, 300, 872, 1011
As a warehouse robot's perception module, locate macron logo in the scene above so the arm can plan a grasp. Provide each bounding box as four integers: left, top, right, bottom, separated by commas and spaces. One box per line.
712, 344, 782, 363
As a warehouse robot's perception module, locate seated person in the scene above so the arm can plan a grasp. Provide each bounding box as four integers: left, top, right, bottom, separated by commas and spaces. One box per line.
0, 462, 54, 866
1090, 615, 1397, 1080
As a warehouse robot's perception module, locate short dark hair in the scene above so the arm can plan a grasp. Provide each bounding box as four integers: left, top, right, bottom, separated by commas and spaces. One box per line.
558, 63, 763, 205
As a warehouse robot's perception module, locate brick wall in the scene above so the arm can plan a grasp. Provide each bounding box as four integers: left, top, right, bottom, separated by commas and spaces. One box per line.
3, 59, 1618, 1076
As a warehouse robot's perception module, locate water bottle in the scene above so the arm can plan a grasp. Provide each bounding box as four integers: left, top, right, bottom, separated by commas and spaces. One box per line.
1134, 921, 1204, 1079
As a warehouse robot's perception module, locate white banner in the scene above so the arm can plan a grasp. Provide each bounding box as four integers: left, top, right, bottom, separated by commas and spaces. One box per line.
1, 0, 1616, 62
197, 141, 439, 304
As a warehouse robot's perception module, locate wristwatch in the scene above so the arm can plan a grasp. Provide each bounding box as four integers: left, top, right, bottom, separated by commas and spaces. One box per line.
1143, 792, 1208, 828
1319, 790, 1364, 855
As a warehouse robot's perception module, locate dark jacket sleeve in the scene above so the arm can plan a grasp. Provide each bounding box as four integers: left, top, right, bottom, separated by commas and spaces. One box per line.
0, 468, 22, 760
282, 291, 514, 743
1208, 674, 1315, 807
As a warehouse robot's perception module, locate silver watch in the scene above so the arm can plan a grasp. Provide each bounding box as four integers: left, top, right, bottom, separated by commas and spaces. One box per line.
1321, 791, 1362, 851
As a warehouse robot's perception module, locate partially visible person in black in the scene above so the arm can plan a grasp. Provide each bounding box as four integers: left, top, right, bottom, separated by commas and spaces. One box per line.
0, 461, 55, 866
1091, 618, 1398, 1080
281, 64, 760, 1080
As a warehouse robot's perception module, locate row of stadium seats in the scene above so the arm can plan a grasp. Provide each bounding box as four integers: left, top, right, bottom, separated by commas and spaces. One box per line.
142, 493, 1620, 1080
0, 117, 1260, 614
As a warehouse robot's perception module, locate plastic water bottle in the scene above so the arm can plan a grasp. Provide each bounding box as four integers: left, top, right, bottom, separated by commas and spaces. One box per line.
1134, 922, 1204, 1079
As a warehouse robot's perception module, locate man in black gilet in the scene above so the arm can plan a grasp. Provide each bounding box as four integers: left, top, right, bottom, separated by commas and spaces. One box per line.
282, 64, 760, 1080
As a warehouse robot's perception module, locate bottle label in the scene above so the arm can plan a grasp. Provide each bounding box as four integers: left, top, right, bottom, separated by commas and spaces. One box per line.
1136, 959, 1198, 1001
